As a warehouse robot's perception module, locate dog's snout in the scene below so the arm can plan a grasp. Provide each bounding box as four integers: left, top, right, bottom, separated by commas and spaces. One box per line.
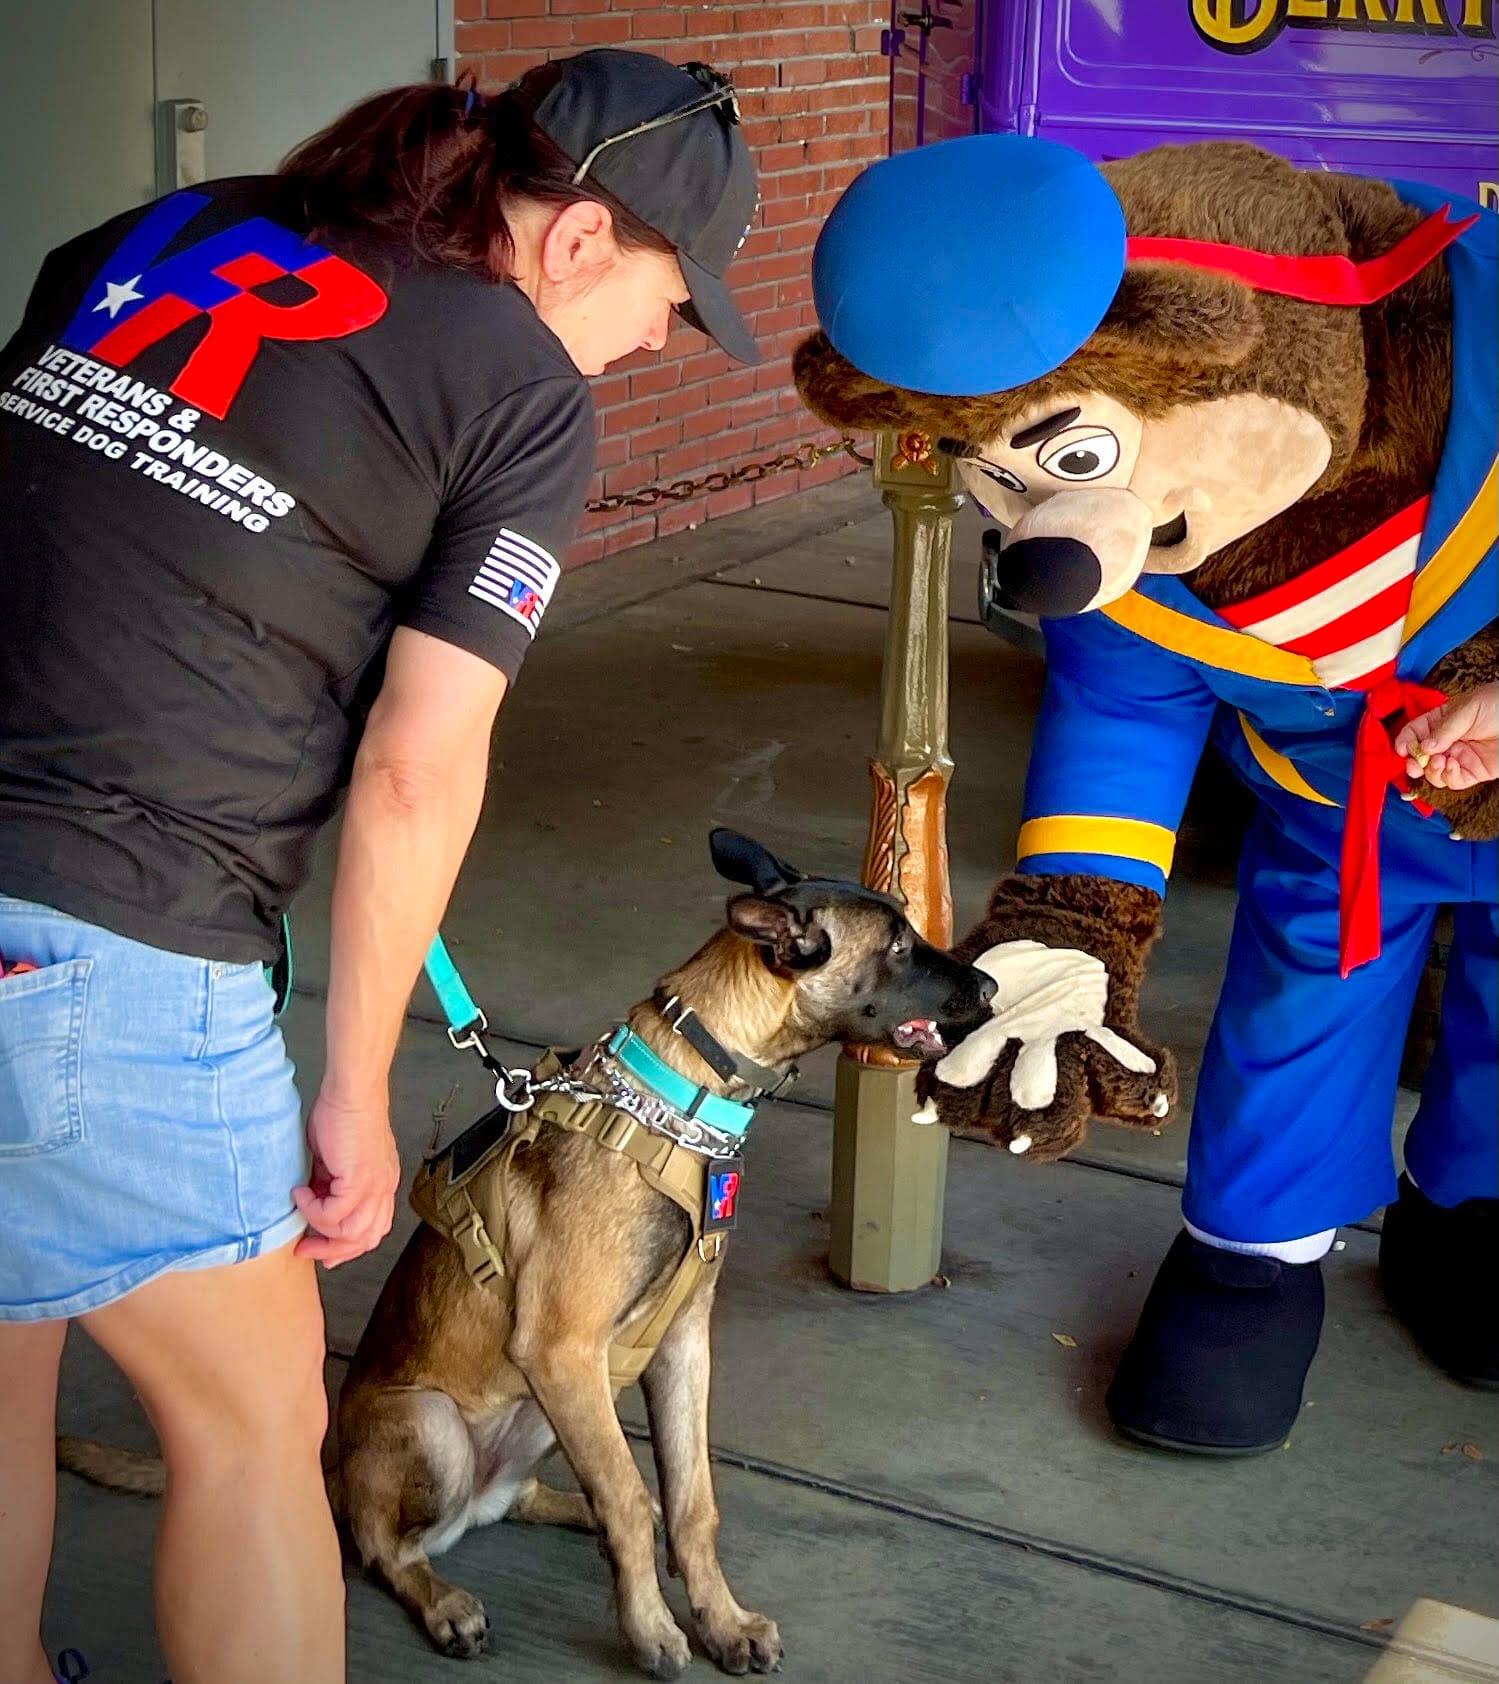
995, 534, 1102, 617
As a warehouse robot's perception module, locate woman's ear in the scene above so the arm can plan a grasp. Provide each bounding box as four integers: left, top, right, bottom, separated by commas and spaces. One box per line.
540, 199, 615, 284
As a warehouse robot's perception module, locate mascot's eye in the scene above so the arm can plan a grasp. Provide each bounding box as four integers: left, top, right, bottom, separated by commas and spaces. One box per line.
976, 460, 1027, 495
1037, 427, 1120, 482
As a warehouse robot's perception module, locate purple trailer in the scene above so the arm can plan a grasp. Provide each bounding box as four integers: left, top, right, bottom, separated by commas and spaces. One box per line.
886, 0, 1497, 204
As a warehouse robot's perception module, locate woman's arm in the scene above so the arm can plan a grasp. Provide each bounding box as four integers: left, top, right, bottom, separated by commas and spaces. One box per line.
293, 626, 508, 1266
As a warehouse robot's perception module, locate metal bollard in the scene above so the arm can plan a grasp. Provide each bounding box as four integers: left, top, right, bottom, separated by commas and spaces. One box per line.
829, 429, 962, 1293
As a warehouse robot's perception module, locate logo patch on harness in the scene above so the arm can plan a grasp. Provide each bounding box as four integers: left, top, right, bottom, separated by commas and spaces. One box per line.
704, 1157, 744, 1234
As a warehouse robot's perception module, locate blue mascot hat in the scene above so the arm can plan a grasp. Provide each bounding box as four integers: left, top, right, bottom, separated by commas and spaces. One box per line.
812, 133, 1127, 398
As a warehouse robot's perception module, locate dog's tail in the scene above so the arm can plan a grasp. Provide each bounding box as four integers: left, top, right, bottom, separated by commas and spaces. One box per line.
58, 1432, 344, 1505
56, 1434, 166, 1497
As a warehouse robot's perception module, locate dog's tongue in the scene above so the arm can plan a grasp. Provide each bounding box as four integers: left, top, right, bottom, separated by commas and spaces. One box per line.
893, 1018, 946, 1057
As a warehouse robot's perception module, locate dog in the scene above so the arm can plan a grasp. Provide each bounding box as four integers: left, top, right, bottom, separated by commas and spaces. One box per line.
331, 828, 993, 1676
59, 828, 995, 1680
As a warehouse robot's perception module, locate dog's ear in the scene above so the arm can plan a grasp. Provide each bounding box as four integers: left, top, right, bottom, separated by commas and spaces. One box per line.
727, 895, 832, 970
710, 828, 805, 895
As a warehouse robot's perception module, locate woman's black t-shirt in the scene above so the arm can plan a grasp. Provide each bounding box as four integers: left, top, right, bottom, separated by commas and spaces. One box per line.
0, 176, 597, 962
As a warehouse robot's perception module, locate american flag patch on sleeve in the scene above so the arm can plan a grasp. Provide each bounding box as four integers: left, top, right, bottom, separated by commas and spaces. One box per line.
468, 528, 560, 639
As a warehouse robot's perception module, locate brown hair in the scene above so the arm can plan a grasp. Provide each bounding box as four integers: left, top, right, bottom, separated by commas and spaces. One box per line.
278, 65, 675, 281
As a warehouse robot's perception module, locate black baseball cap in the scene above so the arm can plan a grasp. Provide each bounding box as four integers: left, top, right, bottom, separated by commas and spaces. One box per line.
533, 50, 761, 365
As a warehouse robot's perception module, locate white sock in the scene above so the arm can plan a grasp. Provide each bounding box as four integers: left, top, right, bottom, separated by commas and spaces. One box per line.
1186, 1221, 1337, 1265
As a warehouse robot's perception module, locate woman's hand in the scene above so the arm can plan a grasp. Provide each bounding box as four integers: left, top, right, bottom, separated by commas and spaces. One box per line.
1396, 682, 1498, 791
293, 1090, 402, 1268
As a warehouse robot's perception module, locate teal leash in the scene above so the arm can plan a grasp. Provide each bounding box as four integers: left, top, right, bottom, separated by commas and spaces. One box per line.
423, 932, 488, 1048
264, 913, 293, 1017
263, 927, 762, 1139
422, 934, 763, 1137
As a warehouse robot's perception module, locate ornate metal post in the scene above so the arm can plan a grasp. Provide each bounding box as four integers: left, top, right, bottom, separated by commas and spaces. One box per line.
828, 430, 961, 1293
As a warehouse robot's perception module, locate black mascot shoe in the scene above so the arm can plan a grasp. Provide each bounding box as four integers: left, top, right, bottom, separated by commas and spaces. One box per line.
1105, 1231, 1325, 1456
1380, 1175, 1499, 1390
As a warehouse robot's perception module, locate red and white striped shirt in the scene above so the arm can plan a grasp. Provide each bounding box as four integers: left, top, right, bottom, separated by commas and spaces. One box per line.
1220, 499, 1428, 692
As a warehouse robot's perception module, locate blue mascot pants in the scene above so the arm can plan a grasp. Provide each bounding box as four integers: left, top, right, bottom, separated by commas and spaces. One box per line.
1183, 808, 1498, 1243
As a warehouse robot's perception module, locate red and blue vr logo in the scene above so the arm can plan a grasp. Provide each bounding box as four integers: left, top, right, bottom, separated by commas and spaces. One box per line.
705, 1161, 743, 1234
61, 191, 388, 419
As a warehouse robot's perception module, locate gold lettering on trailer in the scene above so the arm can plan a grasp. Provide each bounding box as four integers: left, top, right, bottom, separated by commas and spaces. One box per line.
1191, 0, 1282, 48
1193, 0, 1489, 49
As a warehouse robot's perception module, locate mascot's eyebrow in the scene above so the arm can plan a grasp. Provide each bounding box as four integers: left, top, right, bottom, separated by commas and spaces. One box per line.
1010, 406, 1082, 450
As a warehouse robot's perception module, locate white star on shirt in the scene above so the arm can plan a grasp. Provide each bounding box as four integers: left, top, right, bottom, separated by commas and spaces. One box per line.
92, 275, 145, 318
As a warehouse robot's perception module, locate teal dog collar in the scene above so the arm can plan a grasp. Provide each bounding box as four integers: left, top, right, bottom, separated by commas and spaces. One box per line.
605, 1025, 757, 1139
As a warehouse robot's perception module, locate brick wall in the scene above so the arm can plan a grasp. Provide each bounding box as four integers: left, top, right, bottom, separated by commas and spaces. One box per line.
455, 0, 890, 566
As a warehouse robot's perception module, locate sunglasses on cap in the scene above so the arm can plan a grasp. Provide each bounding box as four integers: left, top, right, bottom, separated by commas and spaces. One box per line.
569, 63, 742, 186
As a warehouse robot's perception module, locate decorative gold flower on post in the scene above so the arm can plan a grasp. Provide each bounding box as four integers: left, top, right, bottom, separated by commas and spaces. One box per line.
890, 430, 939, 475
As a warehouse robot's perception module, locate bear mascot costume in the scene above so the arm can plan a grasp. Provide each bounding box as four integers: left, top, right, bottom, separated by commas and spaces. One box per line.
794, 136, 1497, 1455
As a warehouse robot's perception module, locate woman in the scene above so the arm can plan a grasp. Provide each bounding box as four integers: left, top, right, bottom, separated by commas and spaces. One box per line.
0, 48, 758, 1684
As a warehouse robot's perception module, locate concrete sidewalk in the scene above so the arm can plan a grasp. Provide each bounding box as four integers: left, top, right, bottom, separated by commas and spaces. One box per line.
45, 480, 1496, 1684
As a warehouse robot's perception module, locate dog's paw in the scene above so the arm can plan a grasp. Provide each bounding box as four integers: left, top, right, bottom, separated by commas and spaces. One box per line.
699, 1609, 783, 1675
423, 1586, 491, 1659
626, 1604, 693, 1679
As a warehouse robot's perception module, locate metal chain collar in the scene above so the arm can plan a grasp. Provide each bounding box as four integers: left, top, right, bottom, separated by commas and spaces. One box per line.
584, 1048, 749, 1159
489, 1038, 747, 1159
584, 434, 871, 516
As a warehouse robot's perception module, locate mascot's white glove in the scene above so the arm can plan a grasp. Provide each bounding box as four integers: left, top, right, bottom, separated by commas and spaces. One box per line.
913, 940, 1167, 1151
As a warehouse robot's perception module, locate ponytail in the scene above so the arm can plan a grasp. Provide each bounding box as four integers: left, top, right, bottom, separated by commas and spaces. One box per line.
278, 66, 674, 280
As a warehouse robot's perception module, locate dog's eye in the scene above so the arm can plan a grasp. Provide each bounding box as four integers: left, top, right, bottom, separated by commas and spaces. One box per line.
889, 935, 908, 957
1037, 426, 1120, 482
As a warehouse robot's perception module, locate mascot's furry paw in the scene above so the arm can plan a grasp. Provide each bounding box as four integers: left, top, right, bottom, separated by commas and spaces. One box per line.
917, 1011, 1178, 1162
914, 877, 1179, 1161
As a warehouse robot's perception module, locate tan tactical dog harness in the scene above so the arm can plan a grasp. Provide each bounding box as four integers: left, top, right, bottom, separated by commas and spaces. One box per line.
410, 1051, 730, 1389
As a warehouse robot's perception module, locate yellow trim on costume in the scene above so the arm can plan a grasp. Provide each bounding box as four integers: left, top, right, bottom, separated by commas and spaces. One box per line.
1404, 456, 1498, 642
1017, 815, 1177, 877
1101, 592, 1320, 686
1237, 715, 1338, 808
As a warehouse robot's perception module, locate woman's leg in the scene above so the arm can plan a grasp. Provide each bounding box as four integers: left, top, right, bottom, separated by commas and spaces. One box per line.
79, 1242, 344, 1684
0, 1317, 68, 1684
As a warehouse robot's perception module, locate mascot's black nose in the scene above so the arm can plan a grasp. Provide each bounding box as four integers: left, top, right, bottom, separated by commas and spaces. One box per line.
987, 530, 1102, 617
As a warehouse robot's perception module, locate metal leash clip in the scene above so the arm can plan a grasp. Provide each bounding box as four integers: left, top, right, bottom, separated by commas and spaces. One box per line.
492, 1065, 538, 1113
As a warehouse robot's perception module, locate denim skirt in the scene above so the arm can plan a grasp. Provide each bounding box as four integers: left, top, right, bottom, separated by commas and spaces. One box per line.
0, 893, 308, 1321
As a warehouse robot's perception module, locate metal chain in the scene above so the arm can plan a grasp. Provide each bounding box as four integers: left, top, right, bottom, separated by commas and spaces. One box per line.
488, 1041, 748, 1158
584, 433, 871, 516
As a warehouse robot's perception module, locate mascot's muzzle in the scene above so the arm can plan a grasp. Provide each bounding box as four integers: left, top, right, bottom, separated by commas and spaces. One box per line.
986, 529, 1102, 617
982, 487, 1163, 618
